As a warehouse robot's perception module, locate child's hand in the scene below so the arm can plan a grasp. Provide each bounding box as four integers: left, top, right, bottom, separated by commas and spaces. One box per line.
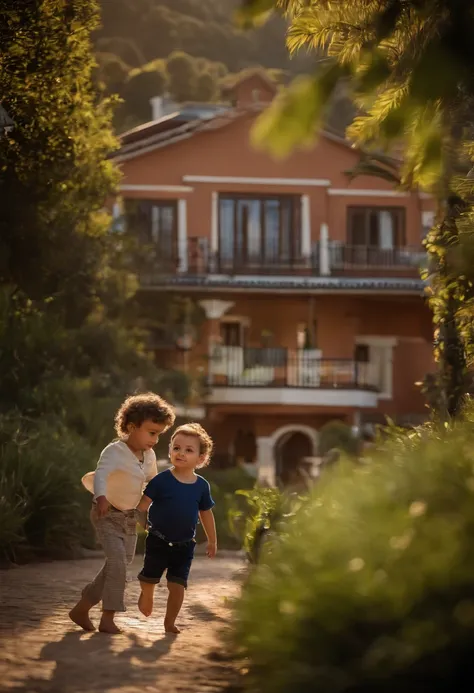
96, 495, 110, 517
206, 542, 217, 558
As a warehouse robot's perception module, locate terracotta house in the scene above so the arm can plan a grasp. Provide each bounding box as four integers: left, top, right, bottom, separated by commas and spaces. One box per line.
112, 72, 435, 485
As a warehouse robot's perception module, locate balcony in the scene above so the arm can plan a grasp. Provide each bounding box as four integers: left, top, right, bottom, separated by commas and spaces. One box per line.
139, 236, 425, 278
206, 347, 380, 408
323, 243, 426, 277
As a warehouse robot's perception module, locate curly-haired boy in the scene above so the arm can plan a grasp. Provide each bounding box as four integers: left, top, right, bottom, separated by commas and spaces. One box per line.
69, 392, 175, 634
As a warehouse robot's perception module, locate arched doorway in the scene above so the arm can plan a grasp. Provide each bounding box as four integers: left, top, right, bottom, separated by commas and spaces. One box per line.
274, 428, 316, 487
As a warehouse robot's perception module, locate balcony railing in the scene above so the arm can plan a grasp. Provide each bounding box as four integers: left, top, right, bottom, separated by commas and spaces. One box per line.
186, 237, 425, 276
136, 236, 426, 286
325, 243, 426, 272
210, 346, 379, 390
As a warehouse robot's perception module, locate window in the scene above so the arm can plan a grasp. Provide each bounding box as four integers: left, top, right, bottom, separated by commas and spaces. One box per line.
220, 321, 243, 347
218, 195, 301, 267
354, 344, 370, 363
124, 199, 177, 265
347, 207, 405, 248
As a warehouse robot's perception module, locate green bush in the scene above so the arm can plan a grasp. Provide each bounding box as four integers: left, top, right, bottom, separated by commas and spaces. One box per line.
0, 414, 96, 563
318, 419, 359, 457
228, 487, 301, 563
198, 467, 256, 550
233, 417, 474, 693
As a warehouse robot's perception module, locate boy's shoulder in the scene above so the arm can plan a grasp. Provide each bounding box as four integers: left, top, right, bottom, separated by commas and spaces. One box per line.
100, 439, 127, 457
195, 473, 211, 488
147, 467, 172, 484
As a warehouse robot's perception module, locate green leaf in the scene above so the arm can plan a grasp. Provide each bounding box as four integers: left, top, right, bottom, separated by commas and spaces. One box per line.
251, 64, 344, 158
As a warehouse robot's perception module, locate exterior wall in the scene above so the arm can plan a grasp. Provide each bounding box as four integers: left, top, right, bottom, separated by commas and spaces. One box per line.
119, 114, 428, 249
118, 90, 436, 483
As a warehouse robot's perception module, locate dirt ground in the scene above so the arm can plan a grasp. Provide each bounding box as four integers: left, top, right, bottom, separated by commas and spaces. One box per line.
0, 554, 245, 693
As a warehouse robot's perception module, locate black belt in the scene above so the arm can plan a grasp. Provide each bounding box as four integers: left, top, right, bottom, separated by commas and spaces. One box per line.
148, 528, 194, 547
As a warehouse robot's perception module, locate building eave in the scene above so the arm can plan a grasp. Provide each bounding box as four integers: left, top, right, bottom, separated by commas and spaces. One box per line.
138, 274, 426, 296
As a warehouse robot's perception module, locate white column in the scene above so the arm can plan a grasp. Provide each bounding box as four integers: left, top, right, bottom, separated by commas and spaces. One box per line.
320, 222, 330, 276
301, 195, 311, 259
199, 300, 234, 387
177, 199, 188, 272
256, 436, 276, 487
111, 197, 125, 234
211, 192, 219, 253
199, 299, 234, 320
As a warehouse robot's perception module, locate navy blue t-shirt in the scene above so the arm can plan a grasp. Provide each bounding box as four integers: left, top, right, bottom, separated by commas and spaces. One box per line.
144, 469, 215, 543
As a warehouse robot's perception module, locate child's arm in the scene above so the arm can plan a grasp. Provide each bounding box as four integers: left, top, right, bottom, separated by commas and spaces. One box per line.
136, 494, 152, 529
199, 509, 217, 558
94, 447, 118, 517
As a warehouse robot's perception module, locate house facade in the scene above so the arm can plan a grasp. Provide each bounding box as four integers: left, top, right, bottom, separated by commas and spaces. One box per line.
113, 72, 435, 485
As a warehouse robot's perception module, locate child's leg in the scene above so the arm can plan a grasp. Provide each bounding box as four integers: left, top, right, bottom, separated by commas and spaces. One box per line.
164, 581, 185, 634
69, 597, 96, 631
138, 580, 156, 617
69, 507, 103, 631
137, 533, 167, 617
82, 516, 131, 634
164, 542, 195, 633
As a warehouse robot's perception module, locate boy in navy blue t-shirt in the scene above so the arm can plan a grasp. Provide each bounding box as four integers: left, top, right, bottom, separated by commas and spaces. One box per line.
136, 423, 216, 633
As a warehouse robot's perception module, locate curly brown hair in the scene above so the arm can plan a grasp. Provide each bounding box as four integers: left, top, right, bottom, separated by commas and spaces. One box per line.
170, 423, 213, 468
114, 392, 175, 437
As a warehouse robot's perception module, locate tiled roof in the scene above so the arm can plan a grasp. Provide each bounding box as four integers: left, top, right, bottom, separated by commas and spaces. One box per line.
140, 274, 425, 294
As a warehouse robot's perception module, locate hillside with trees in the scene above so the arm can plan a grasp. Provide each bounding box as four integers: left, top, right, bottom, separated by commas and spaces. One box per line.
95, 0, 315, 131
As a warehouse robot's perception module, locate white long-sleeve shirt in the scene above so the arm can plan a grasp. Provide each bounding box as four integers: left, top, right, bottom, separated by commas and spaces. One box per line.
81, 440, 158, 511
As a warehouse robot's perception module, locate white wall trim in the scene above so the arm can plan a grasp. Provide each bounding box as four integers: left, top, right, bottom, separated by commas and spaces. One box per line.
177, 199, 188, 273
301, 195, 311, 256
328, 188, 409, 198
207, 387, 378, 408
183, 175, 331, 187
211, 191, 219, 253
120, 184, 193, 193
269, 424, 318, 452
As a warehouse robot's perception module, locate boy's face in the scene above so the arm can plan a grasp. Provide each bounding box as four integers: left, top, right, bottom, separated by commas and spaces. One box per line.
127, 419, 168, 451
169, 433, 205, 471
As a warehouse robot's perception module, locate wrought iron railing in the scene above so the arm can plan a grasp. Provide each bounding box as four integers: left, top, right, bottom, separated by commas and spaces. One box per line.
210, 346, 379, 390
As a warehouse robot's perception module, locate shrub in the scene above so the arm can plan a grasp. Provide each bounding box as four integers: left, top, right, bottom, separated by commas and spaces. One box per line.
318, 419, 359, 457
0, 414, 96, 562
198, 467, 256, 550
233, 416, 474, 693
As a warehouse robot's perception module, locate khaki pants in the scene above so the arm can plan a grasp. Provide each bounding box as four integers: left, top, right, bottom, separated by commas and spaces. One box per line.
82, 507, 137, 612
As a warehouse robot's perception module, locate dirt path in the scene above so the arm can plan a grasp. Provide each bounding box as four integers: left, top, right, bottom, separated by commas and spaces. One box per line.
0, 555, 244, 693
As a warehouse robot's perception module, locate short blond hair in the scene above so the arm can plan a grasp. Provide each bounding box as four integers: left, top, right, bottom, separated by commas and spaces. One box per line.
170, 423, 213, 468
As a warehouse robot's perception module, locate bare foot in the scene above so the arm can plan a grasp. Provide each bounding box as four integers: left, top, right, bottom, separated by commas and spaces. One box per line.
138, 591, 154, 617
68, 604, 95, 632
164, 620, 181, 634
98, 616, 122, 634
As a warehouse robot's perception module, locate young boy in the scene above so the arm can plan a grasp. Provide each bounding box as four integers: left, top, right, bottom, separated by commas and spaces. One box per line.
136, 422, 216, 634
69, 392, 175, 634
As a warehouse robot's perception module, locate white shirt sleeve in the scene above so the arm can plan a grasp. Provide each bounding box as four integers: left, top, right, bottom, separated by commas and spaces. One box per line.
145, 449, 158, 482
93, 445, 120, 498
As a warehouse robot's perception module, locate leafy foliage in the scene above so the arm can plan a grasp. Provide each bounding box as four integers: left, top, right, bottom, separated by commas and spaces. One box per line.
234, 409, 474, 692
228, 486, 292, 562
0, 414, 97, 563
0, 1, 193, 560
318, 420, 359, 457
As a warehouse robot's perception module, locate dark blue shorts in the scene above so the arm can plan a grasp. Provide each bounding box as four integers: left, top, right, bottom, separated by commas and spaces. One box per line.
137, 533, 196, 589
